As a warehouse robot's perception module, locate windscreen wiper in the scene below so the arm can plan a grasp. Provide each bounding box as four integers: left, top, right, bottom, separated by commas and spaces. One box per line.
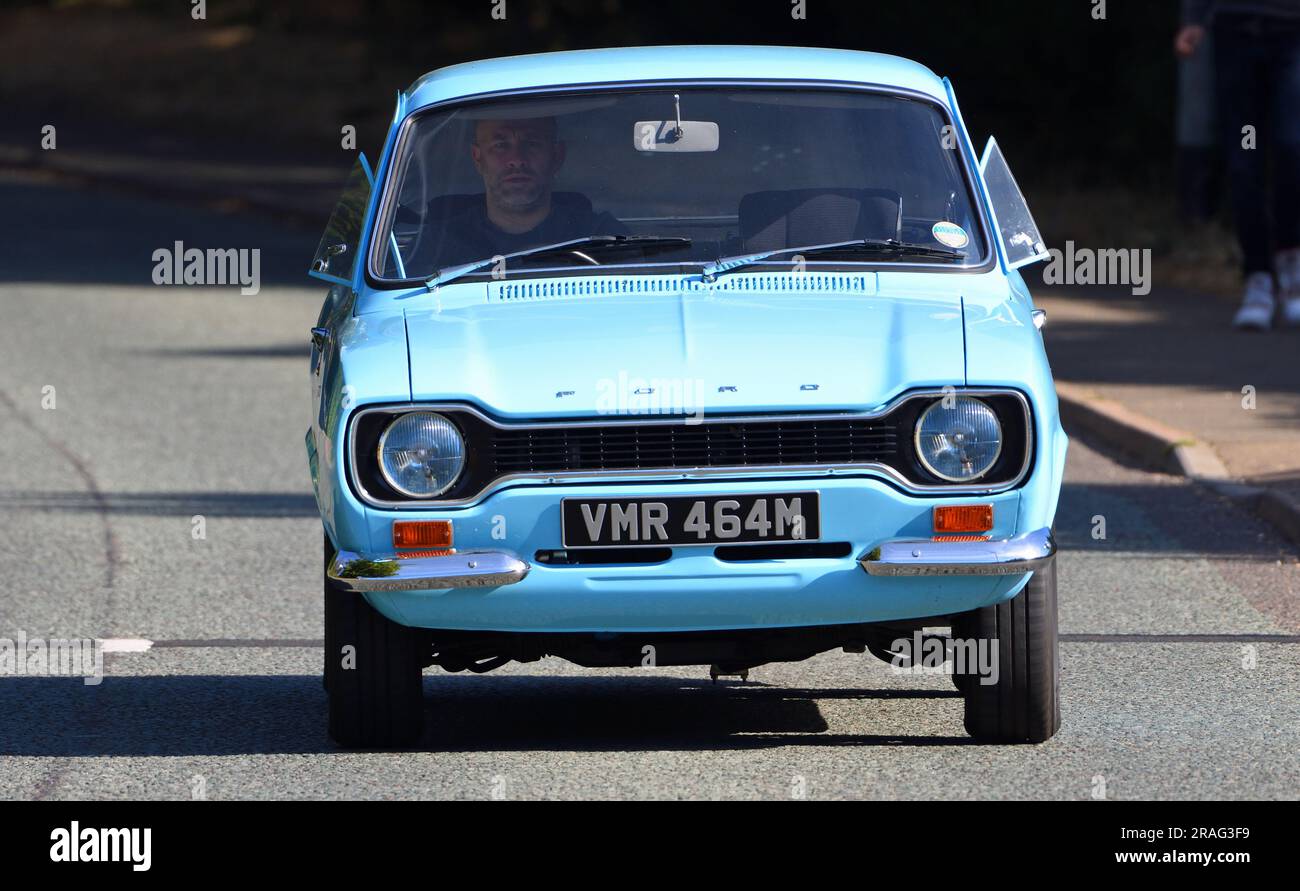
426, 235, 693, 290
701, 238, 966, 282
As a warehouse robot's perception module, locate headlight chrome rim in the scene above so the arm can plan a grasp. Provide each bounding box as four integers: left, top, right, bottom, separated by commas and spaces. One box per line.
377, 411, 466, 498
913, 396, 1004, 483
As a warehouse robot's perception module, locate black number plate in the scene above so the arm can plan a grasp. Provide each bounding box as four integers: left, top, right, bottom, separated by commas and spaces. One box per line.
561, 492, 820, 547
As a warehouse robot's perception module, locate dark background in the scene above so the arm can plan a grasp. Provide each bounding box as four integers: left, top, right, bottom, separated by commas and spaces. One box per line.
0, 0, 1178, 175
1, 0, 1224, 286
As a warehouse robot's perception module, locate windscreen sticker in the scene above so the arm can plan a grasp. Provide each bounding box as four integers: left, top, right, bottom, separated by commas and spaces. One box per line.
932, 221, 970, 249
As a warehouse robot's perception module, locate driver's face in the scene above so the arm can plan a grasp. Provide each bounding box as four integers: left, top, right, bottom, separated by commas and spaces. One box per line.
471, 119, 564, 210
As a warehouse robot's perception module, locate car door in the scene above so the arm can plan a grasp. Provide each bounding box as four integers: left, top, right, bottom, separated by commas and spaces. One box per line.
307, 155, 374, 517
979, 137, 1050, 269
309, 151, 379, 405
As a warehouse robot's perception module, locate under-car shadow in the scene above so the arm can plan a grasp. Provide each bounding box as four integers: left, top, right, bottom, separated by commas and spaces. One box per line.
0, 674, 969, 757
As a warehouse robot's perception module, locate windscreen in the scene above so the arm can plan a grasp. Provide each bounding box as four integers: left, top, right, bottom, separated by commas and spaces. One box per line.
372, 87, 988, 281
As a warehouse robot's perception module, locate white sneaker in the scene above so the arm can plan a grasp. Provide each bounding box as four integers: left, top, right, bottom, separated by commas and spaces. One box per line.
1233, 271, 1275, 330
1275, 249, 1300, 326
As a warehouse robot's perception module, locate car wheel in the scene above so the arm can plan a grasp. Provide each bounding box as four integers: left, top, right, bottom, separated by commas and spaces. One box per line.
952, 557, 1060, 744
324, 534, 425, 748
322, 533, 332, 692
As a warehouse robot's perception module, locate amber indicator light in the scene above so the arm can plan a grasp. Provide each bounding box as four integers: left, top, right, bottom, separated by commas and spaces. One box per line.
933, 505, 993, 534
393, 520, 453, 550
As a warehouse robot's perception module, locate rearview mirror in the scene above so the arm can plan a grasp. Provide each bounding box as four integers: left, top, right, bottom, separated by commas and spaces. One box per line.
633, 120, 720, 153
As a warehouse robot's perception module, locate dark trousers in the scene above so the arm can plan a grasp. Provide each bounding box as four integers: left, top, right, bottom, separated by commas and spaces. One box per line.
1214, 13, 1300, 275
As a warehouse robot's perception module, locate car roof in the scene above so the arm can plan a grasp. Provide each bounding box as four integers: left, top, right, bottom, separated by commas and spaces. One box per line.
405, 45, 949, 110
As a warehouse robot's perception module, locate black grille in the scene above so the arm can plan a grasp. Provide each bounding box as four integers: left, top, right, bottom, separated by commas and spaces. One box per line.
486, 418, 900, 475
348, 393, 1032, 503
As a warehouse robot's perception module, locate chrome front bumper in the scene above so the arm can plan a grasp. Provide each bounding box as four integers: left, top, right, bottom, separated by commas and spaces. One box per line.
859, 528, 1055, 577
328, 549, 531, 592
328, 528, 1050, 591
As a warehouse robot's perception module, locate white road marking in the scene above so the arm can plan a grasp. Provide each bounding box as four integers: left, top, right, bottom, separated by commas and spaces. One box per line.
100, 638, 154, 653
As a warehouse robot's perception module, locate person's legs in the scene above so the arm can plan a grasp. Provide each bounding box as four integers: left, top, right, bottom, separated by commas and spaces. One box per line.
1177, 23, 1221, 223
1214, 15, 1276, 328
1268, 20, 1300, 323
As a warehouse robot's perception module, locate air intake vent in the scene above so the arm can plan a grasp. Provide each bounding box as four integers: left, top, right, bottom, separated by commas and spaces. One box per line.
713, 273, 873, 293
490, 273, 874, 302
493, 276, 695, 301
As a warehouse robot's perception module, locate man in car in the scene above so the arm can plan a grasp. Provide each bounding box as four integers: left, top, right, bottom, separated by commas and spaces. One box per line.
416, 115, 625, 271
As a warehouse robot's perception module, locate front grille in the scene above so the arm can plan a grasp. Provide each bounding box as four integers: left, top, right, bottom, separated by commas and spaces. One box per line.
486, 418, 900, 476
347, 392, 1032, 505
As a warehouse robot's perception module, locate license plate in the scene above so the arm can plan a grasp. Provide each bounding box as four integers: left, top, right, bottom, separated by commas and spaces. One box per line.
561, 492, 820, 547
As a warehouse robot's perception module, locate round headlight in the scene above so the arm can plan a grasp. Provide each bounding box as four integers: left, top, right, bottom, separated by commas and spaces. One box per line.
914, 397, 1003, 482
377, 412, 465, 497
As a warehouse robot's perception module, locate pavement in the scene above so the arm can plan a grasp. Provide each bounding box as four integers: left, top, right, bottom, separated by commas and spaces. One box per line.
0, 166, 1296, 800
1034, 281, 1300, 548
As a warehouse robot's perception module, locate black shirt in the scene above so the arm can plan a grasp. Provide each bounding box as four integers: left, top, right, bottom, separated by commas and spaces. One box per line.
412, 191, 626, 273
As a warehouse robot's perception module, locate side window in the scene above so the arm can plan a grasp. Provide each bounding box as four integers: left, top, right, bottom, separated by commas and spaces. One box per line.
309, 155, 373, 285
979, 138, 1049, 269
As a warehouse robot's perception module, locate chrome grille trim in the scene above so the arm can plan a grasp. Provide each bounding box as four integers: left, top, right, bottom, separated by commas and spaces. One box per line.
346, 388, 1033, 509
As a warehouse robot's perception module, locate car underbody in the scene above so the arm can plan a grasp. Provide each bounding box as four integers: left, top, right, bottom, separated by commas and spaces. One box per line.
417, 620, 945, 675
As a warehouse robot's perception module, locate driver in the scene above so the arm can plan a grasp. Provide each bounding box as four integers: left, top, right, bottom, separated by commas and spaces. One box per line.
419, 116, 625, 268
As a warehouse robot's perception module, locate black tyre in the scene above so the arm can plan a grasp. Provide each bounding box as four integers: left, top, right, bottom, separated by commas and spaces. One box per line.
952, 557, 1060, 743
323, 534, 332, 692
324, 535, 425, 748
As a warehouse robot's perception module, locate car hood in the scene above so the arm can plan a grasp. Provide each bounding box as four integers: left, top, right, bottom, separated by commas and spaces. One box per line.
404, 282, 966, 417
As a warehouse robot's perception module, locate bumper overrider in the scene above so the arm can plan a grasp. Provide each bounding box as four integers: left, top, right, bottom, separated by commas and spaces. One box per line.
327, 528, 1054, 592
859, 527, 1055, 577
328, 549, 530, 592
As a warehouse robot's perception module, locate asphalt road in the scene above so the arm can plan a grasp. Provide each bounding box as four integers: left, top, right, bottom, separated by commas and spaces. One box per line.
1, 172, 1297, 800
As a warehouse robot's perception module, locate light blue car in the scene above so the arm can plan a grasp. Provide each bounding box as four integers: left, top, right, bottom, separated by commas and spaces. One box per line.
307, 46, 1065, 748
